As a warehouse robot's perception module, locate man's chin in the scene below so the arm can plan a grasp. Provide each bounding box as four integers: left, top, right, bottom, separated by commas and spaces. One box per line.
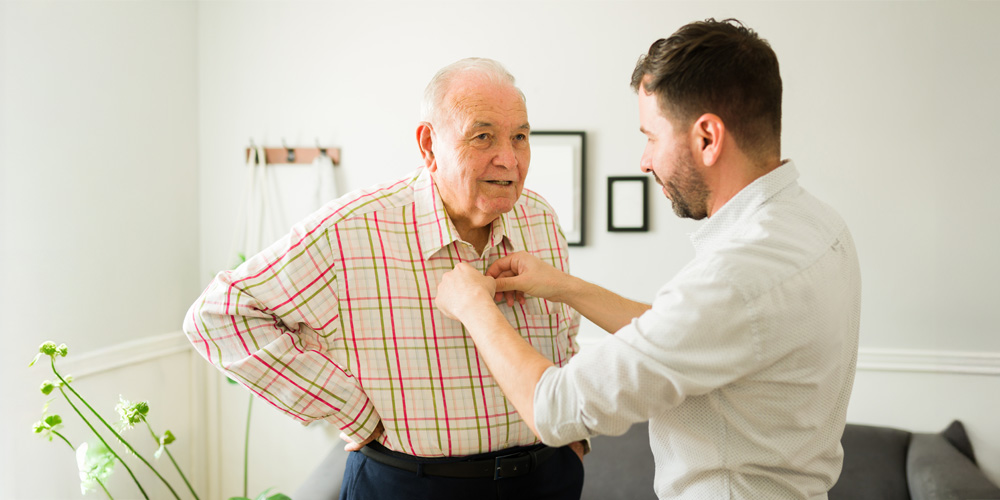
480, 196, 518, 214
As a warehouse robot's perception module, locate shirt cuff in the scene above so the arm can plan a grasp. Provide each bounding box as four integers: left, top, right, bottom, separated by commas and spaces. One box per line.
534, 365, 591, 447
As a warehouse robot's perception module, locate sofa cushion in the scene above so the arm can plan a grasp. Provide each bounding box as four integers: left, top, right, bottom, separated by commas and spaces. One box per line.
907, 426, 1000, 500
582, 421, 657, 500
938, 419, 976, 465
293, 445, 349, 500
828, 423, 912, 500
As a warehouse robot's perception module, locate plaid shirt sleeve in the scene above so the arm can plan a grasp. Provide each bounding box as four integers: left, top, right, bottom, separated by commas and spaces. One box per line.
183, 213, 382, 442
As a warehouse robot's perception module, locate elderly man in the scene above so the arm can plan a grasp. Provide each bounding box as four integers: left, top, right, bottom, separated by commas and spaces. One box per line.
436, 19, 861, 500
183, 58, 584, 500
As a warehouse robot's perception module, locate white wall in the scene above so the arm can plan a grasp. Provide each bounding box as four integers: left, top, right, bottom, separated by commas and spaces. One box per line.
197, 0, 1000, 349
0, 1, 200, 498
3, 0, 998, 497
196, 0, 1000, 490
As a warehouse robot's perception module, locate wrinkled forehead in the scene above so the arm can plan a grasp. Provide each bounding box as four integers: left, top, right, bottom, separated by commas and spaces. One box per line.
443, 81, 528, 133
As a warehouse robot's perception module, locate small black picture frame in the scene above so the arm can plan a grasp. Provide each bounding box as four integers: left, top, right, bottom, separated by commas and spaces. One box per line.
607, 176, 649, 232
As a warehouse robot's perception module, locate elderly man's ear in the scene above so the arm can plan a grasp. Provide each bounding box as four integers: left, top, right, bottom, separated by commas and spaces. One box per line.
417, 122, 436, 171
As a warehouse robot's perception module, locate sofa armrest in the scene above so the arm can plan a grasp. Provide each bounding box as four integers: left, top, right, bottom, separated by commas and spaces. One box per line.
907, 432, 1000, 500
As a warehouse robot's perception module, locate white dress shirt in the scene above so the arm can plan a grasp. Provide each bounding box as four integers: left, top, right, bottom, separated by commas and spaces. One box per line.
534, 161, 861, 499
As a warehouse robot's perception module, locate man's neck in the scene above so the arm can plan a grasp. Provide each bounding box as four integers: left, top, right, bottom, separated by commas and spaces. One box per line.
707, 157, 782, 217
454, 222, 492, 255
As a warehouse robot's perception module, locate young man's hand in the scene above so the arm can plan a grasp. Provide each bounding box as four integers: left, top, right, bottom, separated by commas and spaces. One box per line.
487, 251, 570, 305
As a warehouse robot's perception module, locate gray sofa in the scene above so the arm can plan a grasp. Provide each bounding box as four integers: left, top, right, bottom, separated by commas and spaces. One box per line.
582, 420, 1000, 500
296, 420, 999, 499
830, 420, 1000, 500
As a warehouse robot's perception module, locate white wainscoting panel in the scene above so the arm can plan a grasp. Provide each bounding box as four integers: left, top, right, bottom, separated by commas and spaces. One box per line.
19, 332, 203, 499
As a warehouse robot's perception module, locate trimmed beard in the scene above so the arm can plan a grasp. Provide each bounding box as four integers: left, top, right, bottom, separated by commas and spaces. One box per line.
663, 147, 710, 220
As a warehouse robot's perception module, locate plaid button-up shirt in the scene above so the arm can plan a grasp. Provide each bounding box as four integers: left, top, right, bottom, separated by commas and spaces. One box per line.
184, 167, 580, 457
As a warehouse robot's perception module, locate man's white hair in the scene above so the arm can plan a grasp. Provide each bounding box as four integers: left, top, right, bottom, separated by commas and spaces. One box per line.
420, 57, 526, 123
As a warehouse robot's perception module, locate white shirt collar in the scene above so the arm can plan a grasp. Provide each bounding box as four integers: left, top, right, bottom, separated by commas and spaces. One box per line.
691, 160, 799, 255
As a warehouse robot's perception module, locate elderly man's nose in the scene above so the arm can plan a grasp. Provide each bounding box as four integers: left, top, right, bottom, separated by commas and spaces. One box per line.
493, 139, 518, 167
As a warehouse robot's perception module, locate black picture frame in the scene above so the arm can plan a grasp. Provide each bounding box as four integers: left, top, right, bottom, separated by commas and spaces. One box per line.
607, 176, 649, 232
526, 131, 586, 246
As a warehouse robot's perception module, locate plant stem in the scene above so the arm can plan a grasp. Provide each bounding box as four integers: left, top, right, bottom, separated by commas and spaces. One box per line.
52, 431, 115, 500
57, 387, 147, 499
96, 476, 115, 500
51, 359, 181, 500
143, 419, 201, 500
243, 393, 253, 498
51, 429, 75, 450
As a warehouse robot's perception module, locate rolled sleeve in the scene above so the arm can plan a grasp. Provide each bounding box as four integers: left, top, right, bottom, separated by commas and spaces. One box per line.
532, 268, 761, 446
183, 224, 380, 438
533, 326, 674, 445
534, 365, 589, 447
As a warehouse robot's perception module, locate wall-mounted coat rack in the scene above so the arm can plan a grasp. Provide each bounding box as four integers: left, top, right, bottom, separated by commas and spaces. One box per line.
245, 141, 340, 165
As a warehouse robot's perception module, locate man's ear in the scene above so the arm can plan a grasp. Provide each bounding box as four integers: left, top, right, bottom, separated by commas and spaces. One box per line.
417, 122, 437, 171
692, 113, 724, 167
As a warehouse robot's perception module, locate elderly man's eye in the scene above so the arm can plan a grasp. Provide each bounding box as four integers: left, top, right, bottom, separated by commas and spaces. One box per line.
475, 133, 490, 141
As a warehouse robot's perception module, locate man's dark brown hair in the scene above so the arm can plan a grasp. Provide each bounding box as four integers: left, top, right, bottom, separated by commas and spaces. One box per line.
631, 18, 782, 164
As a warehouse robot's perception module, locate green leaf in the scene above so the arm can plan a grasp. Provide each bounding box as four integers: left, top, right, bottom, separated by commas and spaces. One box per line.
227, 497, 252, 500
252, 488, 273, 500
38, 341, 58, 356
266, 494, 292, 500
160, 429, 176, 445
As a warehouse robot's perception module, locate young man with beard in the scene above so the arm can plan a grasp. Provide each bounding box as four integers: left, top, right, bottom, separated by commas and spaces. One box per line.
435, 19, 861, 500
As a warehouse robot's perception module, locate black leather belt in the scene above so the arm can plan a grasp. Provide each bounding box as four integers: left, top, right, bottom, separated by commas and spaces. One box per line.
360, 442, 558, 480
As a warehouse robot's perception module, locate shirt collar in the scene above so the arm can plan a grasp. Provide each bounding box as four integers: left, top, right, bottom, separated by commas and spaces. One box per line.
413, 167, 523, 259
691, 160, 799, 254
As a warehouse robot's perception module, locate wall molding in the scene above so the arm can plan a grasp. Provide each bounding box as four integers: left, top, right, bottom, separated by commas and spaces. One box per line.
62, 334, 1000, 378
857, 347, 1000, 376
579, 337, 1000, 377
59, 331, 193, 379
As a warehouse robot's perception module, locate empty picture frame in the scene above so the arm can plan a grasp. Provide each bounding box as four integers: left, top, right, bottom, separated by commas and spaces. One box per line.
526, 131, 586, 246
607, 176, 649, 232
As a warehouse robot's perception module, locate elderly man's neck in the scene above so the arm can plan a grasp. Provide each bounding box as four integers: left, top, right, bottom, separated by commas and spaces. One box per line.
453, 218, 495, 255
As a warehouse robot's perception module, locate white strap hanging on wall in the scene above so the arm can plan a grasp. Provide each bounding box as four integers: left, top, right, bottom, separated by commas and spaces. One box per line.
227, 141, 340, 270
229, 144, 286, 268
313, 149, 339, 208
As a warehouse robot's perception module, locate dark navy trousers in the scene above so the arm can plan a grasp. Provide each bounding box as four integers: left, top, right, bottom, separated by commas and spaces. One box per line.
338, 445, 584, 500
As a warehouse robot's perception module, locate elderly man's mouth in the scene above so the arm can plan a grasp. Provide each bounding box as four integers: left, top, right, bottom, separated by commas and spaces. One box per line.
485, 180, 513, 186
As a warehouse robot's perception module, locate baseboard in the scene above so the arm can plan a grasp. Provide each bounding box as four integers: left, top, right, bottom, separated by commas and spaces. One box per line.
58, 331, 192, 379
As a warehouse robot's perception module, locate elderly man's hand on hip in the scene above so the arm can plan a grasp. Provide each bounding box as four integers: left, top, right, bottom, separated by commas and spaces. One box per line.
340, 421, 385, 452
